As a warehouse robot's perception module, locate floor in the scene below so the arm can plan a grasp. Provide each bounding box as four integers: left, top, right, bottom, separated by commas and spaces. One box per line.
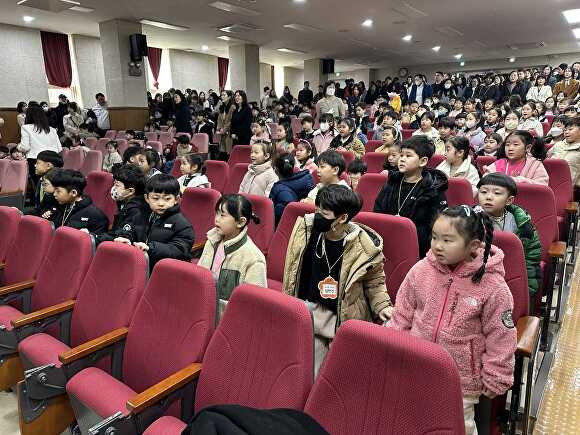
0, 390, 19, 435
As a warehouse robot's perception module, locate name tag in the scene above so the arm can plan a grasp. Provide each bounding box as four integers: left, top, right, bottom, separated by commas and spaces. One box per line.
80, 217, 89, 222
164, 223, 173, 228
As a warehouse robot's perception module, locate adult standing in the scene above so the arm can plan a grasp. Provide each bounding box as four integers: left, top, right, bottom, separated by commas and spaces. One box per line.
92, 93, 110, 137
526, 75, 552, 102
431, 71, 445, 96
407, 74, 433, 106
54, 94, 69, 133
552, 66, 580, 100
173, 91, 193, 134
280, 86, 294, 106
216, 90, 235, 158
517, 70, 532, 99
260, 87, 271, 109
316, 81, 345, 120
230, 90, 253, 146
475, 73, 501, 103
463, 77, 481, 100
298, 81, 314, 107
501, 71, 526, 102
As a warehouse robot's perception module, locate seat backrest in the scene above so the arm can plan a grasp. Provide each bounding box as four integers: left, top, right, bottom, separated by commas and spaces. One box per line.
305, 321, 464, 435
446, 177, 475, 207
0, 159, 9, 186
362, 152, 386, 174
223, 163, 250, 194
4, 216, 53, 285
338, 150, 355, 168
0, 160, 28, 193
542, 122, 550, 137
147, 141, 163, 154
192, 133, 209, 154
205, 160, 229, 193
475, 155, 496, 174
267, 202, 315, 282
543, 158, 573, 218
123, 261, 216, 394
63, 147, 84, 170
32, 227, 93, 312
402, 129, 413, 139
181, 188, 222, 243
145, 132, 158, 142
365, 140, 383, 153
0, 206, 21, 263
79, 150, 103, 176
84, 137, 98, 149
290, 117, 302, 136
85, 171, 117, 225
70, 242, 148, 347
427, 154, 445, 169
240, 193, 275, 254
176, 132, 191, 141
228, 145, 252, 166
357, 173, 387, 212
116, 139, 129, 157
493, 231, 528, 320
95, 138, 110, 157
195, 284, 313, 412
353, 212, 418, 301
158, 132, 173, 147
366, 131, 375, 141
104, 130, 117, 139
170, 158, 182, 177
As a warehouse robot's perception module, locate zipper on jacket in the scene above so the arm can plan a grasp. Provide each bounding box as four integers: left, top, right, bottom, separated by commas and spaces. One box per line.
447, 293, 458, 327
469, 339, 476, 374
432, 277, 453, 343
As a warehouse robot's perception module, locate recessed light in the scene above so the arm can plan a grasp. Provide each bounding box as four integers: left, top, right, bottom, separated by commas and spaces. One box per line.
362, 19, 373, 27
454, 53, 463, 59
140, 19, 189, 31
293, 0, 306, 3
573, 28, 580, 38
335, 72, 341, 77
460, 61, 465, 66
563, 9, 580, 24
509, 57, 516, 63
432, 46, 440, 52
402, 34, 412, 41
277, 47, 306, 54
22, 16, 35, 23
60, 0, 81, 5
16, 0, 27, 4
202, 45, 209, 51
217, 35, 231, 41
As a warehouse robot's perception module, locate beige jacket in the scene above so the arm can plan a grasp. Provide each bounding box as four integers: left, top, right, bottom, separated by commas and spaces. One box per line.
216, 104, 235, 153
239, 160, 279, 197
283, 214, 392, 330
548, 141, 580, 187
436, 155, 480, 196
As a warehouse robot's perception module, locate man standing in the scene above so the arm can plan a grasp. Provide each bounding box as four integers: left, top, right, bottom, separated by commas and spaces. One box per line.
260, 87, 270, 109
92, 93, 110, 137
431, 71, 444, 96
298, 81, 314, 107
55, 94, 69, 134
408, 74, 432, 106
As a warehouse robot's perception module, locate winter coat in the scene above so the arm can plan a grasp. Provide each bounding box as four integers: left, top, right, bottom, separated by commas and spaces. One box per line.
458, 127, 486, 152
548, 140, 580, 186
552, 79, 580, 99
526, 85, 552, 103
518, 118, 544, 138
485, 156, 549, 185
373, 168, 448, 257
436, 156, 480, 196
270, 170, 315, 224
329, 134, 366, 159
217, 103, 235, 154
387, 247, 517, 396
51, 195, 109, 234
475, 84, 501, 103
239, 161, 279, 197
174, 103, 193, 134
312, 130, 336, 154
316, 96, 345, 120
230, 105, 253, 146
27, 179, 58, 217
283, 214, 392, 329
94, 196, 150, 245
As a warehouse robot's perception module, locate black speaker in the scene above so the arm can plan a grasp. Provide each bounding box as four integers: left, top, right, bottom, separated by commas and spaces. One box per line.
130, 34, 148, 61
322, 59, 335, 74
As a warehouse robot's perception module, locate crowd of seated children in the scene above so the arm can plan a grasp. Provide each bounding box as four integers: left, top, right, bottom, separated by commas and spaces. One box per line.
346, 159, 367, 192
436, 136, 480, 196
270, 152, 314, 224
294, 139, 318, 172
548, 116, 580, 186
373, 110, 401, 141
283, 184, 393, 376
239, 140, 278, 197
26, 150, 63, 217
304, 150, 350, 203
374, 135, 448, 257
375, 125, 400, 154
329, 117, 365, 160
387, 205, 517, 435
198, 194, 267, 318
312, 113, 336, 154
477, 133, 502, 157
275, 121, 294, 152
250, 118, 270, 145
102, 140, 122, 172
297, 116, 315, 142
177, 154, 210, 192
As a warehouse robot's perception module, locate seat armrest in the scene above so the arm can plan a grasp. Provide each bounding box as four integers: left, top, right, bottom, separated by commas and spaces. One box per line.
59, 327, 128, 365
548, 241, 566, 258
0, 263, 5, 270
192, 241, 206, 254
0, 190, 23, 197
10, 300, 75, 329
0, 279, 35, 296
565, 201, 578, 213
516, 316, 540, 358
126, 362, 202, 415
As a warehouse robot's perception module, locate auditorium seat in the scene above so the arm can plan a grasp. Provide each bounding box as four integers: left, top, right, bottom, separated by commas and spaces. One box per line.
427, 153, 445, 169
191, 133, 209, 154
170, 158, 182, 177
476, 155, 497, 174
366, 130, 375, 141
362, 152, 386, 173
205, 160, 229, 193
364, 139, 383, 153
543, 158, 578, 245
223, 163, 250, 194
446, 177, 475, 207
63, 147, 84, 170
145, 132, 158, 142
65, 260, 216, 434
357, 173, 388, 212
542, 122, 550, 137
116, 139, 129, 156
147, 141, 163, 154
115, 130, 126, 140
85, 171, 117, 225
104, 130, 117, 139
0, 160, 28, 209
15, 242, 148, 434
180, 188, 221, 254
84, 137, 97, 149
79, 150, 103, 176
402, 128, 414, 139
240, 193, 275, 255
158, 132, 173, 147
303, 320, 464, 435
227, 145, 252, 166
141, 284, 314, 435
176, 132, 192, 141
0, 206, 21, 263
338, 150, 355, 168
96, 138, 110, 156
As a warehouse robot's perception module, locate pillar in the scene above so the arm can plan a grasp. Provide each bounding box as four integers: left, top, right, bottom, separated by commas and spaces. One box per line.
228, 44, 260, 102
304, 58, 325, 90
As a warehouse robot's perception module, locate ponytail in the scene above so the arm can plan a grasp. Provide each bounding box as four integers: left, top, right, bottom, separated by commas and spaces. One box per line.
472, 207, 494, 283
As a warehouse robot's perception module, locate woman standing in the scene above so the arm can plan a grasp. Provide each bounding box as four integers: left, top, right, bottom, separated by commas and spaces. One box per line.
280, 86, 294, 106
230, 90, 253, 146
526, 75, 552, 102
16, 101, 27, 127
217, 90, 235, 157
174, 91, 193, 134
316, 81, 346, 120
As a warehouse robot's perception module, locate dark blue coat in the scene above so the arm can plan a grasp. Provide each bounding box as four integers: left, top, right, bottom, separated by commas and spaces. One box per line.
269, 170, 314, 224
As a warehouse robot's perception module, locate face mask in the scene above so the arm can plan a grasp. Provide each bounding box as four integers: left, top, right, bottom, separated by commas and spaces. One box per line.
505, 120, 518, 130
444, 83, 452, 89
438, 108, 448, 116
548, 127, 563, 137
110, 186, 127, 202
326, 88, 335, 96
465, 120, 476, 129
313, 213, 334, 233
42, 106, 49, 112
425, 100, 432, 107
319, 122, 329, 132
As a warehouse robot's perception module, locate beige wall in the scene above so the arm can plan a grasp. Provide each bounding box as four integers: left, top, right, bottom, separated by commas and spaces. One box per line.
283, 66, 305, 96
168, 49, 219, 92
259, 62, 273, 95
72, 35, 106, 108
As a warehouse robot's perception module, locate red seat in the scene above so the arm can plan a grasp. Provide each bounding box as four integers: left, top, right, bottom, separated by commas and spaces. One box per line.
104, 130, 117, 139
170, 158, 182, 177
240, 193, 275, 255
158, 132, 173, 147
66, 260, 216, 432
542, 122, 550, 137
304, 320, 464, 435
543, 158, 577, 242
176, 132, 191, 141
366, 130, 375, 141
95, 138, 110, 157
476, 155, 497, 174
63, 147, 84, 170
427, 154, 445, 169
338, 150, 355, 168
205, 160, 229, 193
290, 117, 302, 136
223, 163, 250, 194
0, 160, 28, 208
115, 130, 126, 140
0, 206, 21, 263
365, 140, 383, 153
85, 171, 117, 225
181, 188, 222, 246
115, 139, 129, 157
402, 128, 413, 139
446, 177, 475, 207
354, 212, 419, 301
357, 173, 387, 212
545, 114, 554, 125
362, 152, 386, 174
192, 133, 209, 154
147, 141, 163, 154
227, 145, 252, 166
84, 137, 97, 149
79, 150, 103, 176
145, 132, 158, 142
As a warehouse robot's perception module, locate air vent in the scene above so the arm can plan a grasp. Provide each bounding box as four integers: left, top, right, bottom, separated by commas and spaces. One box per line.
209, 1, 260, 16
16, 0, 71, 12
218, 23, 263, 33
283, 23, 322, 32
506, 42, 546, 50
434, 26, 464, 37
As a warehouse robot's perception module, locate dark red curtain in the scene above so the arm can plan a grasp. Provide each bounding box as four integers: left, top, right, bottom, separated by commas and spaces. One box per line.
40, 31, 72, 88
147, 47, 162, 89
218, 57, 229, 91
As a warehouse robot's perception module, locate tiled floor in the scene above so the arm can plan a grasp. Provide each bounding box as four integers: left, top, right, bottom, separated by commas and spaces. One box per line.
0, 390, 20, 435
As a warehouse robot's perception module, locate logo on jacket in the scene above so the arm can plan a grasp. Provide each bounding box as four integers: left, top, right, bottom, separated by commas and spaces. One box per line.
123, 224, 132, 231
501, 310, 515, 328
464, 296, 478, 307
80, 217, 89, 222
164, 223, 173, 228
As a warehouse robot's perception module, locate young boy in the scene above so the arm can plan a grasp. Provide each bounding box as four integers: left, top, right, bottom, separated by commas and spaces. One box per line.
27, 150, 63, 216
303, 150, 349, 203
298, 115, 315, 142
135, 149, 162, 180
373, 111, 400, 140
548, 116, 580, 187
9, 148, 26, 161
133, 174, 195, 268
477, 173, 542, 308
193, 111, 214, 144
50, 169, 109, 234
284, 184, 392, 376
102, 140, 123, 172
373, 136, 448, 257
176, 134, 192, 158
435, 116, 456, 155
347, 159, 367, 191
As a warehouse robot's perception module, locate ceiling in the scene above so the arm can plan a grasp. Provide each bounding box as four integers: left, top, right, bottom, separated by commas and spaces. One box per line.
1, 0, 580, 71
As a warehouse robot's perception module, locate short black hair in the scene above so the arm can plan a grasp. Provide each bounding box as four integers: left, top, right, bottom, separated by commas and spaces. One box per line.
125, 129, 136, 136
145, 174, 180, 196
139, 148, 161, 168
112, 163, 145, 195
51, 169, 86, 195
273, 152, 296, 179
301, 115, 314, 125
123, 146, 142, 164
107, 140, 118, 149
177, 135, 191, 145
455, 112, 467, 120
36, 150, 63, 168
438, 116, 456, 130
95, 93, 105, 99
315, 184, 362, 222
565, 116, 580, 128
446, 136, 470, 161
347, 159, 367, 175
317, 150, 346, 176
400, 135, 435, 160
477, 173, 517, 196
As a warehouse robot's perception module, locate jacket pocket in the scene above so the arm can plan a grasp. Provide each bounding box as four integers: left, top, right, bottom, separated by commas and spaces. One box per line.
218, 269, 241, 301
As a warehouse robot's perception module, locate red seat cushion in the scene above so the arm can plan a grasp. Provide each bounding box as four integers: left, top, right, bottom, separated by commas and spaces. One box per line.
66, 367, 137, 418
0, 305, 24, 331
267, 278, 282, 292
143, 416, 187, 435
18, 333, 70, 367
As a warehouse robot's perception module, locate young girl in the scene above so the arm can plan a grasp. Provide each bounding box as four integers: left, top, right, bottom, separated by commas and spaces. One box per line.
436, 136, 480, 195
496, 111, 520, 140
375, 126, 400, 154
477, 132, 503, 157
484, 108, 501, 132
412, 111, 440, 141
198, 194, 267, 318
275, 121, 294, 152
544, 96, 556, 116
459, 112, 486, 152
387, 206, 516, 435
545, 115, 567, 144
536, 102, 547, 122
177, 154, 210, 192
449, 98, 464, 118
102, 140, 123, 172
329, 117, 366, 159
485, 130, 549, 185
313, 113, 337, 154
518, 102, 544, 138
250, 119, 270, 145
239, 141, 279, 197
295, 139, 318, 172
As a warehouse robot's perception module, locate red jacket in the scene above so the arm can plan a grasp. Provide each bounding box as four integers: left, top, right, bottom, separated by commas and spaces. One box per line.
388, 246, 516, 396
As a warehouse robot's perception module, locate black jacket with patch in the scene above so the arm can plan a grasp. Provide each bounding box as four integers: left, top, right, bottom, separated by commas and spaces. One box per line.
94, 196, 150, 244
51, 195, 109, 234
26, 181, 58, 217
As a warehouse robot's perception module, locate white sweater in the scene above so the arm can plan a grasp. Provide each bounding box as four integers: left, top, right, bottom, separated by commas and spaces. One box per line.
17, 124, 62, 159
436, 156, 480, 197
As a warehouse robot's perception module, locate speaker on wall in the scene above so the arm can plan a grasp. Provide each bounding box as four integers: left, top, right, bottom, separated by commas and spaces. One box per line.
130, 34, 148, 61
322, 59, 335, 74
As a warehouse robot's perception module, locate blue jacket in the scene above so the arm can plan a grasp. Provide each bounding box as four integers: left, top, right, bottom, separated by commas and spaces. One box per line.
269, 170, 314, 224
407, 84, 433, 104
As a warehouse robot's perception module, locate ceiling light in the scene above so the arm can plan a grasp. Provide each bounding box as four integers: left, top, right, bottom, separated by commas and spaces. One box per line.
201, 45, 209, 51
573, 28, 580, 38
208, 1, 260, 16
454, 53, 463, 59
277, 47, 306, 54
402, 34, 412, 41
335, 72, 341, 77
563, 9, 580, 24
60, 0, 81, 5
509, 57, 516, 63
22, 15, 35, 23
432, 46, 440, 52
283, 23, 322, 32
69, 6, 94, 12
139, 19, 189, 31
217, 35, 231, 41
293, 0, 307, 2
460, 61, 465, 66
16, 0, 27, 4
362, 19, 373, 27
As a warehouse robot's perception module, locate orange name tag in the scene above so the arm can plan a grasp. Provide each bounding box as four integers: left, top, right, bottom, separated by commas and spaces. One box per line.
318, 276, 339, 299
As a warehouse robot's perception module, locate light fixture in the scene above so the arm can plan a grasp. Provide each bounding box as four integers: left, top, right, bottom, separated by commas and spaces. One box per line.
217, 35, 231, 41
201, 45, 209, 51
432, 46, 440, 52
139, 19, 189, 31
277, 47, 306, 54
22, 15, 35, 23
362, 19, 373, 27
460, 61, 465, 67
563, 9, 580, 24
293, 0, 306, 2
60, 0, 81, 5
335, 72, 341, 77
573, 28, 580, 38
454, 53, 462, 59
16, 0, 27, 4
509, 57, 516, 63
402, 34, 412, 41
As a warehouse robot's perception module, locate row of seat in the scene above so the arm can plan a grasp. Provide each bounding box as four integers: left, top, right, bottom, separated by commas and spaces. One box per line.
0, 159, 27, 209
102, 130, 210, 153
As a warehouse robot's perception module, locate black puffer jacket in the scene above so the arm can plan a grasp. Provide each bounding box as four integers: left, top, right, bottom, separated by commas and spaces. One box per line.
51, 195, 109, 234
95, 196, 150, 244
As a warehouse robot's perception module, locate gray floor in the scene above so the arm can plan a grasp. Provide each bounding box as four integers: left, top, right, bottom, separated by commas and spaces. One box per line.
0, 390, 20, 435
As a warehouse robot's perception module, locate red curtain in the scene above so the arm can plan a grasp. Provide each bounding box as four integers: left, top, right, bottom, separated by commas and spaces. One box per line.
218, 57, 229, 91
40, 31, 72, 88
147, 47, 162, 89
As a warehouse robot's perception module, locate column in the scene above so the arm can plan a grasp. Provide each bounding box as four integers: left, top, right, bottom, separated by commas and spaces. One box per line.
228, 44, 260, 102
304, 58, 325, 90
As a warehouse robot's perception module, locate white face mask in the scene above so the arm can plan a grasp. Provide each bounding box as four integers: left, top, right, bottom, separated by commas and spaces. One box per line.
326, 88, 335, 96
465, 120, 477, 129
319, 122, 330, 132
505, 119, 519, 130
110, 186, 127, 202
444, 83, 452, 89
548, 127, 563, 137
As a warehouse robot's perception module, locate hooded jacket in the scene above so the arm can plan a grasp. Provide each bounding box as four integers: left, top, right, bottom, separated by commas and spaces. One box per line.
388, 246, 517, 396
239, 161, 279, 197
269, 170, 315, 224
283, 214, 392, 330
51, 195, 109, 234
436, 155, 480, 196
373, 168, 448, 257
94, 196, 150, 244
485, 156, 549, 186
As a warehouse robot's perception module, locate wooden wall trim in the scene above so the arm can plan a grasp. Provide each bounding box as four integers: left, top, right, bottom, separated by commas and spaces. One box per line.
0, 108, 20, 145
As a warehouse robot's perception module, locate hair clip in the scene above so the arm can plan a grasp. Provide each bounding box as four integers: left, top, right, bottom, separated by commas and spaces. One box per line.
461, 205, 472, 217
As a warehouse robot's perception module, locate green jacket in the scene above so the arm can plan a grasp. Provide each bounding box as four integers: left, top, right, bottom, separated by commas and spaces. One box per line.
508, 204, 542, 295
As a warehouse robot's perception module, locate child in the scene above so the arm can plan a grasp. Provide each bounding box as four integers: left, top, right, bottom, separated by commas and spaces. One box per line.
313, 113, 336, 154
435, 116, 457, 155
297, 115, 315, 142
519, 102, 544, 138
239, 141, 279, 197
284, 184, 393, 376
295, 139, 318, 172
177, 154, 210, 192
544, 96, 556, 116
372, 111, 400, 140
477, 173, 542, 303
176, 134, 193, 158
459, 111, 486, 152
0, 146, 9, 160
27, 150, 63, 217
250, 119, 270, 145
193, 111, 214, 144
102, 140, 123, 172
275, 121, 294, 152
198, 194, 267, 318
135, 149, 162, 180
548, 117, 580, 186
412, 111, 440, 141
374, 136, 448, 257
304, 150, 350, 203
347, 159, 367, 191
454, 112, 467, 131
354, 103, 372, 139
375, 126, 400, 154
497, 111, 520, 140
387, 205, 517, 435
9, 148, 26, 161
484, 108, 502, 132
50, 169, 109, 234
123, 146, 142, 164
485, 130, 549, 185
134, 174, 195, 268
545, 115, 567, 145
477, 132, 503, 157
449, 97, 465, 118
436, 136, 480, 195
382, 143, 401, 174
329, 117, 366, 159
270, 152, 315, 223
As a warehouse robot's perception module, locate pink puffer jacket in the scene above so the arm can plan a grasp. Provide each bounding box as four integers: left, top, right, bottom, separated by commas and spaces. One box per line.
388, 246, 517, 396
